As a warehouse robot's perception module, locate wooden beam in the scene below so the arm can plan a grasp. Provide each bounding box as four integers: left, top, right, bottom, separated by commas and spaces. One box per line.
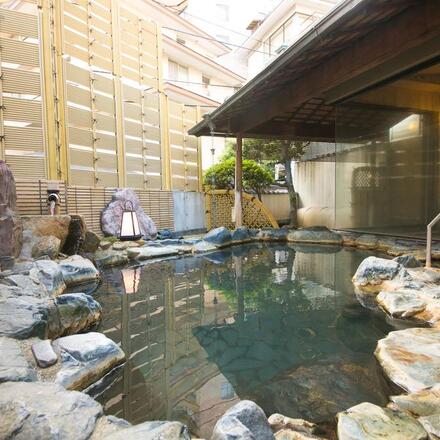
235, 135, 243, 228
235, 1, 440, 135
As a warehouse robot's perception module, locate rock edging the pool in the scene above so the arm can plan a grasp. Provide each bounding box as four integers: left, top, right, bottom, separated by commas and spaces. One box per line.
3, 225, 440, 439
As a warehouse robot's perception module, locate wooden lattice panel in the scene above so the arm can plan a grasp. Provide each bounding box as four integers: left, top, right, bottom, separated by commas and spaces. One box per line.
206, 190, 278, 229
0, 7, 46, 180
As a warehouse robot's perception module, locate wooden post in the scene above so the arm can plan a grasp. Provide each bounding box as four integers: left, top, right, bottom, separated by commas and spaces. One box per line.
235, 135, 243, 227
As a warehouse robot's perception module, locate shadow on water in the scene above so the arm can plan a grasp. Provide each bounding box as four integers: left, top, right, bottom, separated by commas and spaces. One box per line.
92, 243, 393, 438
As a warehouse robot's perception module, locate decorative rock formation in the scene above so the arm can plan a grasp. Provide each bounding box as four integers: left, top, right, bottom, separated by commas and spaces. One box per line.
258, 228, 288, 241
0, 337, 37, 382
101, 188, 157, 240
63, 214, 87, 255
231, 226, 252, 243
204, 226, 232, 246
352, 257, 404, 290
394, 255, 423, 269
0, 288, 101, 340
0, 160, 22, 258
337, 402, 427, 440
20, 215, 71, 259
59, 255, 100, 286
375, 328, 440, 393
268, 413, 321, 439
32, 234, 61, 259
33, 259, 66, 297
0, 381, 103, 440
52, 332, 125, 390
90, 416, 131, 440
287, 227, 342, 245
212, 400, 275, 440
56, 293, 102, 335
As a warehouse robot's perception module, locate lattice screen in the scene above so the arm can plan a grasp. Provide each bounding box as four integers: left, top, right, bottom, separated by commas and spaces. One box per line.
0, 5, 46, 180
168, 99, 201, 191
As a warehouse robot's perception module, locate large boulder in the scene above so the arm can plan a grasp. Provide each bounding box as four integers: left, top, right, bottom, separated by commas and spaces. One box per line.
376, 328, 440, 393
34, 260, 66, 297
337, 402, 427, 440
2, 271, 49, 298
258, 228, 288, 241
352, 257, 404, 290
0, 160, 22, 258
63, 214, 87, 255
59, 255, 100, 286
287, 227, 342, 245
231, 227, 252, 243
0, 337, 37, 382
83, 230, 101, 253
55, 293, 102, 336
204, 227, 232, 246
52, 332, 125, 390
0, 381, 103, 440
90, 416, 131, 440
20, 215, 71, 259
101, 188, 157, 240
212, 400, 275, 440
106, 421, 191, 440
31, 235, 61, 259
0, 290, 57, 339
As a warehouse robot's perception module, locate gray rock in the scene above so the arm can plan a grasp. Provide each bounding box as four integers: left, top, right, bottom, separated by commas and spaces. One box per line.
53, 332, 125, 390
112, 240, 143, 251
0, 337, 37, 382
377, 291, 426, 318
287, 227, 342, 245
59, 255, 100, 286
3, 270, 49, 298
32, 339, 58, 368
99, 240, 113, 250
32, 234, 61, 259
192, 240, 219, 253
352, 257, 402, 288
337, 402, 427, 440
204, 226, 232, 246
34, 260, 66, 297
106, 421, 190, 440
390, 385, 440, 417
127, 246, 180, 260
94, 249, 128, 267
340, 231, 360, 246
258, 228, 288, 241
212, 400, 275, 440
0, 292, 56, 339
232, 227, 251, 243
0, 381, 102, 439
268, 413, 318, 436
394, 255, 423, 268
55, 293, 102, 336
0, 161, 23, 258
101, 188, 157, 240
376, 328, 440, 393
418, 414, 440, 438
91, 416, 131, 440
83, 230, 101, 253
355, 234, 379, 250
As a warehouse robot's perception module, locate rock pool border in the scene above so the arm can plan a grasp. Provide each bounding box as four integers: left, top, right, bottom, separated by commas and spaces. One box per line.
3, 225, 440, 439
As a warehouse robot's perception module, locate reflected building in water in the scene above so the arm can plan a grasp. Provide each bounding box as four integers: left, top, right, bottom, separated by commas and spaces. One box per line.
93, 244, 389, 438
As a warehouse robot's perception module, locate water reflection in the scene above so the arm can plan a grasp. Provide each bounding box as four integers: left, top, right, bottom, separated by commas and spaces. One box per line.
93, 244, 391, 438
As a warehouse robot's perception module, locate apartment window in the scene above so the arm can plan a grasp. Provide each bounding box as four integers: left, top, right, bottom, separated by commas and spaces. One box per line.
168, 60, 188, 82
216, 3, 229, 22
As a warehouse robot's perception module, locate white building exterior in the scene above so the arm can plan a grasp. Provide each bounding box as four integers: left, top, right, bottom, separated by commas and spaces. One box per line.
142, 0, 245, 169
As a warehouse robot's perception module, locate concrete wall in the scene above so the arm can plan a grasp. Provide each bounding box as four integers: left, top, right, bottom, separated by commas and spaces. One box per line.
173, 191, 206, 232
261, 194, 290, 223
294, 161, 335, 228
